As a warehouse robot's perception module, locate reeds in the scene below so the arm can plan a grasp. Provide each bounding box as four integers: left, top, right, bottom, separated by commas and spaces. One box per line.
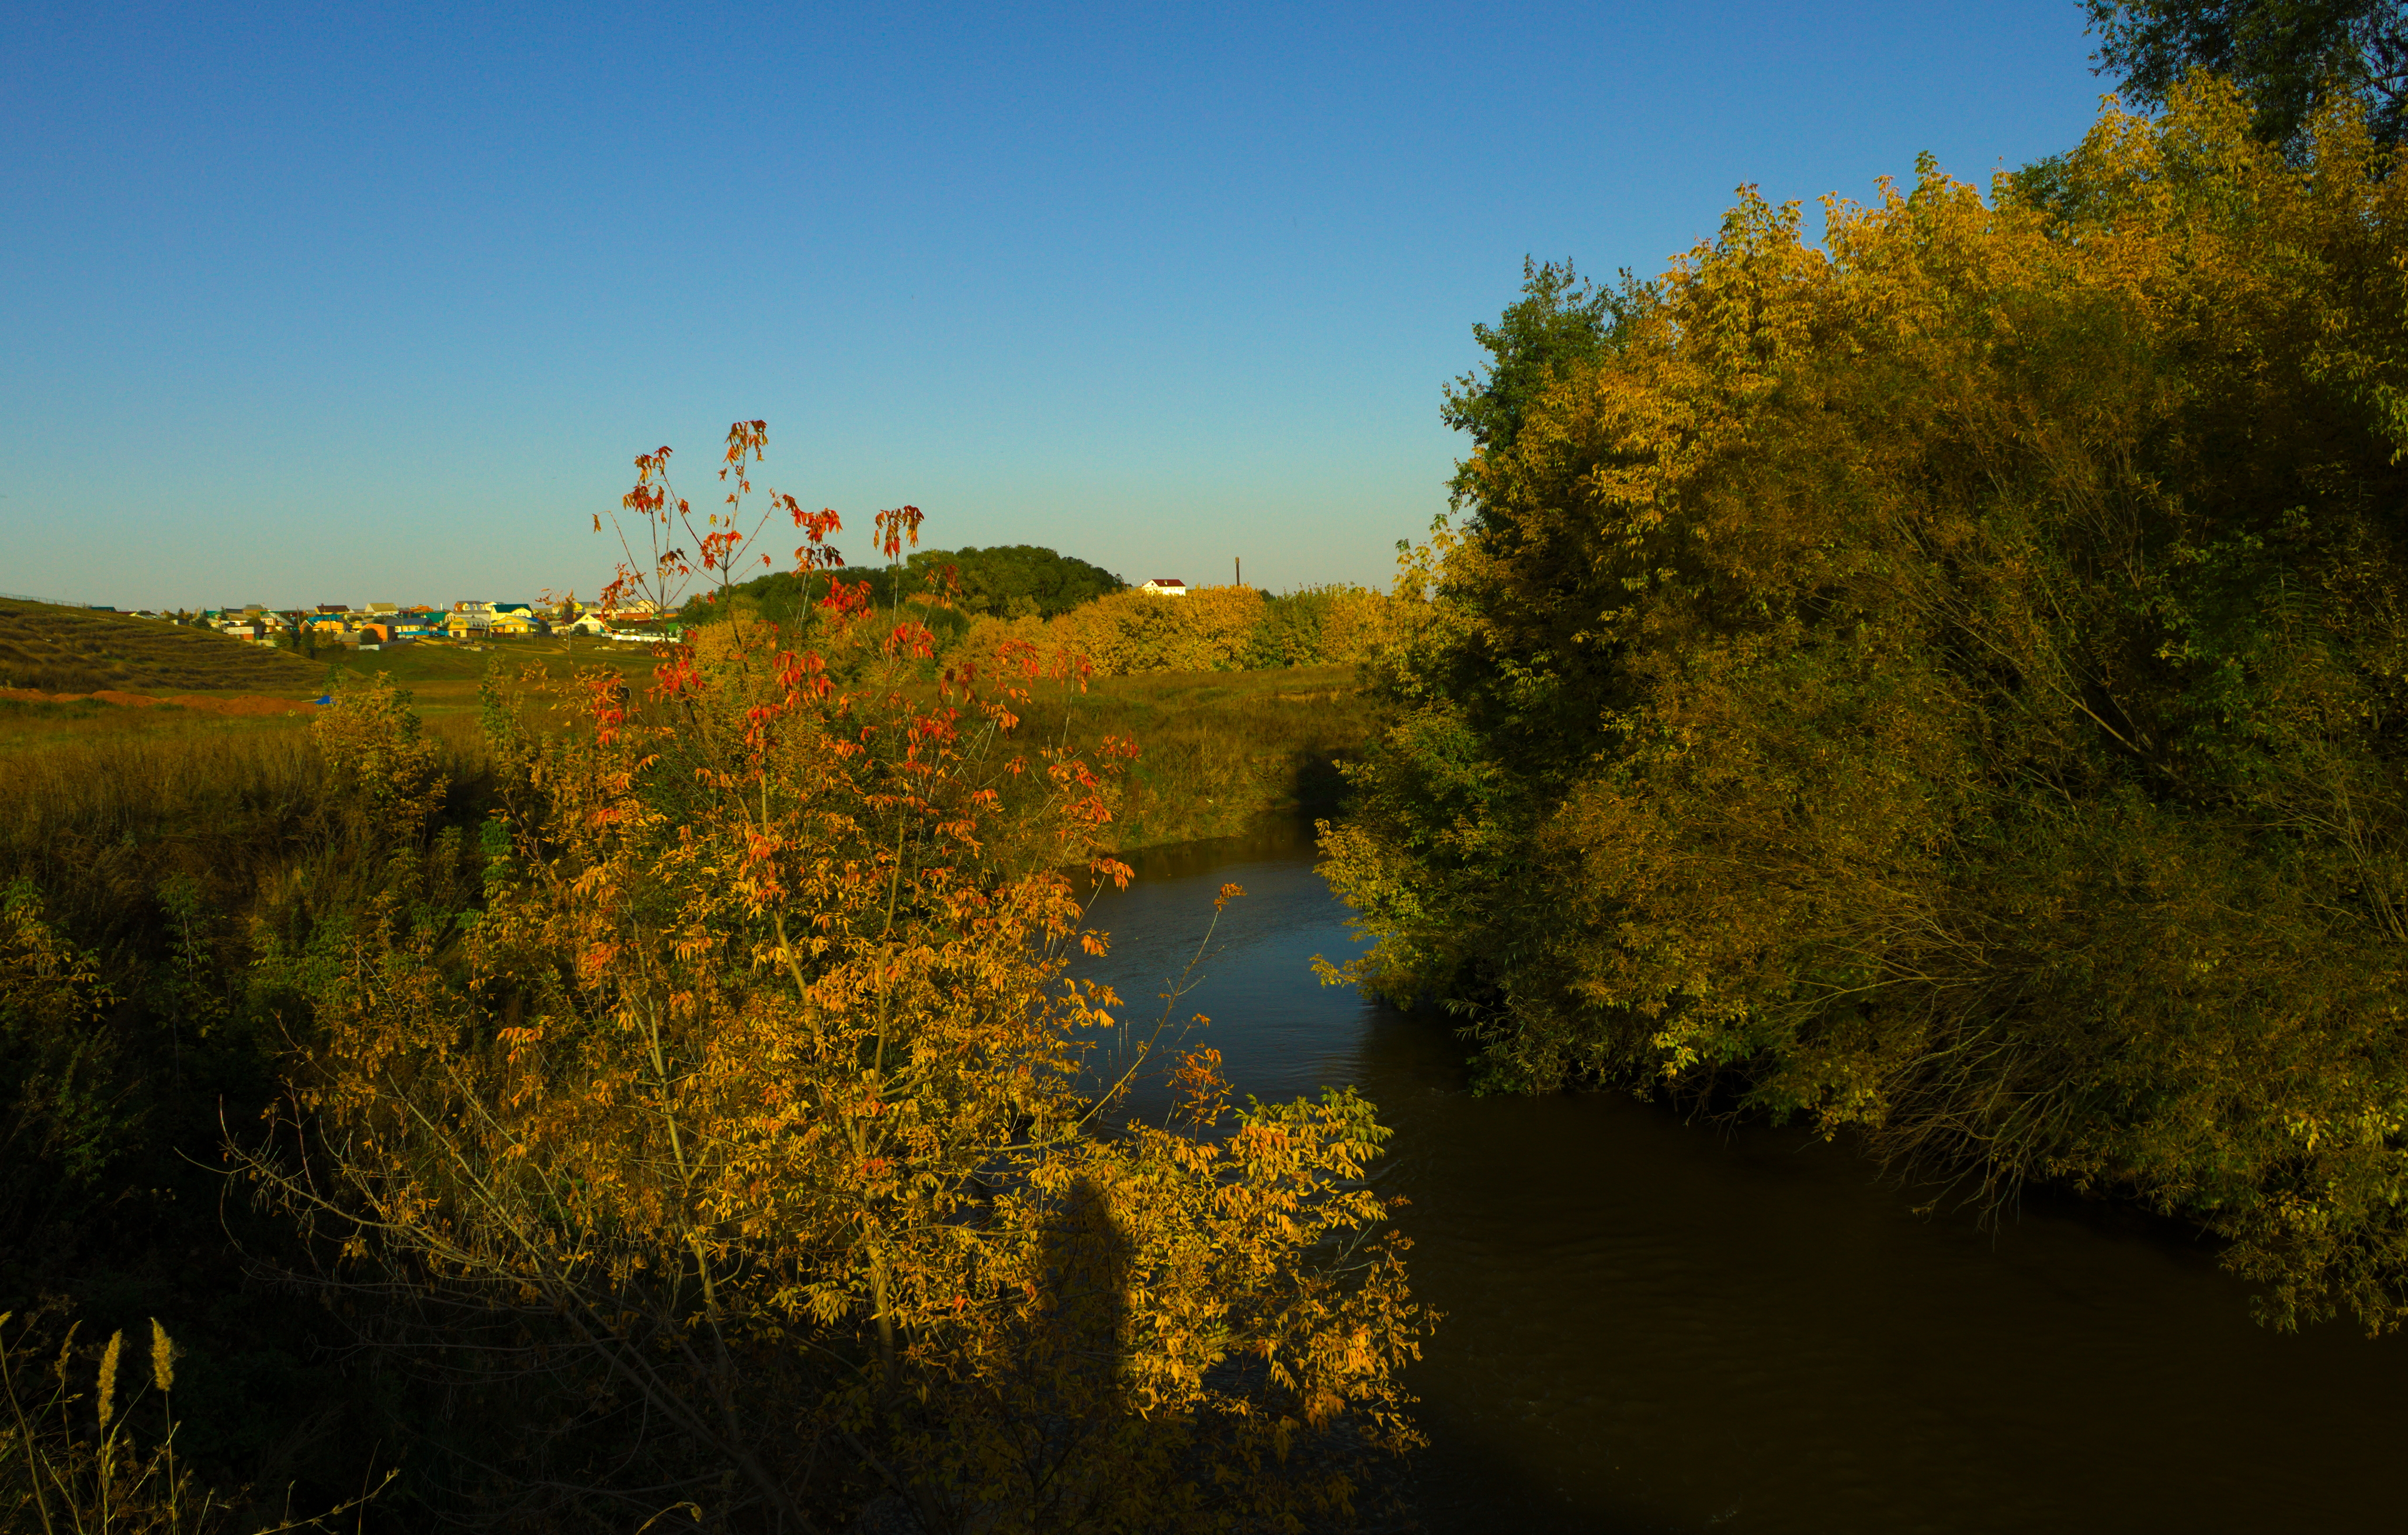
0, 1313, 386, 1534
0, 730, 323, 849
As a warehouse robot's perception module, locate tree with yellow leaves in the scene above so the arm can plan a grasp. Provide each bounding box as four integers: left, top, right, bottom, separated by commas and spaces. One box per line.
1328, 76, 2408, 1331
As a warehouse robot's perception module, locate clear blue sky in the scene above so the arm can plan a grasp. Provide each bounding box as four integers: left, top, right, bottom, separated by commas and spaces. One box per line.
4, 1, 2110, 609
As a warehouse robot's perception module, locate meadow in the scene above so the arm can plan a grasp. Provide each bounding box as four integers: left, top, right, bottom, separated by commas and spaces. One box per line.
0, 617, 1373, 861
1005, 665, 1373, 848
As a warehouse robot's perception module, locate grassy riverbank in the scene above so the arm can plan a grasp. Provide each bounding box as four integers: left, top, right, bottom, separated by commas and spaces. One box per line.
1012, 664, 1372, 849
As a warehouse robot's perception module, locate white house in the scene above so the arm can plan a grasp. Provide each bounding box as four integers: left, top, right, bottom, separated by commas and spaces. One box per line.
1138, 578, 1188, 598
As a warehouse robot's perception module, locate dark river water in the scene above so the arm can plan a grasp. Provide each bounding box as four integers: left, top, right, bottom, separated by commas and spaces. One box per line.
1071, 818, 2401, 1534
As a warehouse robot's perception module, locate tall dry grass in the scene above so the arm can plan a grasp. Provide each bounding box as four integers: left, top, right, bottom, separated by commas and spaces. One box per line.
0, 704, 489, 944
1005, 666, 1376, 849
0, 700, 464, 1533
0, 732, 320, 848
0, 1312, 386, 1534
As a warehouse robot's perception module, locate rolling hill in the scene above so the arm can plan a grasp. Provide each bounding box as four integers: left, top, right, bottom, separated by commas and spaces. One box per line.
0, 599, 322, 693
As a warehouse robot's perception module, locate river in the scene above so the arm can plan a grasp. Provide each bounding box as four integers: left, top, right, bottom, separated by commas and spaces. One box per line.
1071, 818, 2401, 1533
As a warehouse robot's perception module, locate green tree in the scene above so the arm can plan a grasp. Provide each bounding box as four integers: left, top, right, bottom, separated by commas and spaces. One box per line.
910, 544, 1126, 618
1439, 258, 1631, 499
2088, 0, 2408, 145
706, 546, 1123, 637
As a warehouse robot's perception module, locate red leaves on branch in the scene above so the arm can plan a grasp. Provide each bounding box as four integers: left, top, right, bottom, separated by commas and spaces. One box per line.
818, 578, 873, 621
719, 419, 767, 505
596, 422, 888, 651
875, 505, 924, 561
883, 620, 936, 661
584, 672, 629, 745
699, 529, 745, 572
780, 496, 845, 572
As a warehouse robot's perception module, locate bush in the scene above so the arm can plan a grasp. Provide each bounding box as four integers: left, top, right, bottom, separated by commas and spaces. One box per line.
231, 452, 1427, 1530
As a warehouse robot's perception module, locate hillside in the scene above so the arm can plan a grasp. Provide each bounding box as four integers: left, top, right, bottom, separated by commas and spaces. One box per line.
0, 598, 322, 693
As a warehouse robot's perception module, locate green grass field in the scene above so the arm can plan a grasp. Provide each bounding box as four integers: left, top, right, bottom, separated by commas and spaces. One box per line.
0, 598, 668, 701
330, 645, 1378, 847
0, 598, 675, 724
0, 673, 1374, 857
314, 634, 664, 718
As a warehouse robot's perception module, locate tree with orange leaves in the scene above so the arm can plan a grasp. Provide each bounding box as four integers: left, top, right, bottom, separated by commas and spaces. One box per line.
238, 423, 1425, 1533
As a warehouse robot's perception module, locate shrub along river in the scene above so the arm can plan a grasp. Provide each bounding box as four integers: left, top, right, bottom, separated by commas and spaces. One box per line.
1073, 818, 2399, 1533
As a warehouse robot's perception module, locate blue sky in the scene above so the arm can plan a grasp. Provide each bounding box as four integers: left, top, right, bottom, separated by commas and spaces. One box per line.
4, 2, 2110, 609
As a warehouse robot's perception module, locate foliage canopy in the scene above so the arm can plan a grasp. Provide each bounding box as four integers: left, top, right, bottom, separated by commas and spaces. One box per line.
706, 543, 1125, 634
1324, 79, 2408, 1331
2088, 0, 2408, 147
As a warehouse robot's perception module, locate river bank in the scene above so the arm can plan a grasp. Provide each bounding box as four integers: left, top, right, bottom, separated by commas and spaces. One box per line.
1007, 664, 1372, 850
1074, 816, 2405, 1533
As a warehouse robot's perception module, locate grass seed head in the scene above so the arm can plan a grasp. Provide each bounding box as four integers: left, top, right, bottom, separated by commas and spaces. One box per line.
149, 1318, 177, 1392
96, 1328, 122, 1429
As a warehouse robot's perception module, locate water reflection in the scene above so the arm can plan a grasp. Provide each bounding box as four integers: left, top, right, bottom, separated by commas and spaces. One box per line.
1071, 818, 2402, 1533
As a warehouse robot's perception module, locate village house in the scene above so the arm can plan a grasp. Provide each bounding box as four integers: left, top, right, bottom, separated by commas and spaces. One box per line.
1138, 578, 1188, 597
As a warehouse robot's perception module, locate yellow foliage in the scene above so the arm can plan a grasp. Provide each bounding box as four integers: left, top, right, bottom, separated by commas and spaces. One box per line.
953, 585, 1263, 678
307, 673, 445, 844
1313, 584, 1410, 665
1330, 77, 2408, 1330
950, 582, 1412, 680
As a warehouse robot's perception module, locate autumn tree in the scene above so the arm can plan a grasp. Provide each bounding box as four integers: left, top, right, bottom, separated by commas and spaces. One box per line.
1439, 258, 1629, 471
1325, 79, 2408, 1331
241, 425, 1425, 1531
